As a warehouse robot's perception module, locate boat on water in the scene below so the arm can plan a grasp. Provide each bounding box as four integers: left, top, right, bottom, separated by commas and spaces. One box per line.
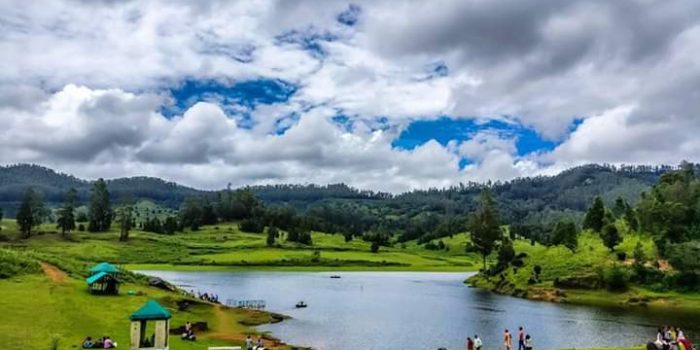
330, 275, 341, 279
295, 301, 308, 308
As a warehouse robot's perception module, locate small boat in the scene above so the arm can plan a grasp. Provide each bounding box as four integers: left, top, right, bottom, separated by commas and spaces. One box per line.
330, 275, 341, 279
295, 301, 307, 308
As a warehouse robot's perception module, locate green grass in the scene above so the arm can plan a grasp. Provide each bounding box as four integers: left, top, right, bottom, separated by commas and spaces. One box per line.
0, 220, 480, 271
0, 264, 293, 350
468, 227, 700, 312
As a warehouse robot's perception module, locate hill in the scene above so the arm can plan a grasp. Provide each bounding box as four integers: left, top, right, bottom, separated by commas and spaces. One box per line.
0, 163, 675, 241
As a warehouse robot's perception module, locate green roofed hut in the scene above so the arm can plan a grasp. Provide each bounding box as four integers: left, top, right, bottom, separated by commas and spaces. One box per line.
86, 262, 120, 295
129, 300, 172, 350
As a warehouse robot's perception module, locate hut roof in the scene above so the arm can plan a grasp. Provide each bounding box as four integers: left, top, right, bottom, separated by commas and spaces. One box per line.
130, 300, 172, 321
90, 262, 119, 274
86, 271, 110, 285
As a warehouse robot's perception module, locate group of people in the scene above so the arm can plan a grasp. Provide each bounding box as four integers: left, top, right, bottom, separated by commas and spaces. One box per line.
186, 289, 220, 303
467, 326, 533, 350
81, 336, 116, 349
245, 334, 265, 350
651, 326, 694, 350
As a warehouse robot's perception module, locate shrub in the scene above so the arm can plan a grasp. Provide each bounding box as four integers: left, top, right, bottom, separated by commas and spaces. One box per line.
604, 265, 630, 292
616, 252, 627, 261
370, 241, 380, 253
0, 249, 41, 279
533, 265, 542, 276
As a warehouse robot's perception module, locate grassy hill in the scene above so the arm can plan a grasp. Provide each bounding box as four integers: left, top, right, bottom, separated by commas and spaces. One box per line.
467, 227, 700, 312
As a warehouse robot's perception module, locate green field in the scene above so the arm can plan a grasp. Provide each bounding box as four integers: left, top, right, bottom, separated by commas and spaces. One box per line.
0, 219, 480, 272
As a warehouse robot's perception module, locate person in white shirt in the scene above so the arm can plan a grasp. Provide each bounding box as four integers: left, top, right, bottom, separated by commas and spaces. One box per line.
474, 335, 483, 350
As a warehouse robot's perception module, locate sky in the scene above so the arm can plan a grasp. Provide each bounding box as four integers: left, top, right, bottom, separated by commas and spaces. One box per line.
1, 0, 699, 193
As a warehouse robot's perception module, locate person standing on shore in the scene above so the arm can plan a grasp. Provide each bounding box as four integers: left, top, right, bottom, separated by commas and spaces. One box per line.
504, 329, 513, 350
524, 334, 533, 350
474, 335, 483, 350
467, 336, 474, 350
518, 326, 525, 350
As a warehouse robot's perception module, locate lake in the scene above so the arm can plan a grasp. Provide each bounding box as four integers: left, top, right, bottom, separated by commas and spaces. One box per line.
138, 271, 698, 350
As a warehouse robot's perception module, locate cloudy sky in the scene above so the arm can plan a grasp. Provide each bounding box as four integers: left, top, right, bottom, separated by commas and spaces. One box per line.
1, 0, 699, 192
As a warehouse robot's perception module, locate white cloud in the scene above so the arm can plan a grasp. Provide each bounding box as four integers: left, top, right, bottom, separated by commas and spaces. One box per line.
1, 0, 700, 191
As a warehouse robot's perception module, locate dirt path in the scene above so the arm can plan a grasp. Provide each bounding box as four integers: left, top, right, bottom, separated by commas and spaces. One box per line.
40, 262, 68, 284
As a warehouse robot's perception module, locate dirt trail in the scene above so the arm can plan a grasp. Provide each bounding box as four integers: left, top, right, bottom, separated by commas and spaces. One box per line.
40, 262, 68, 284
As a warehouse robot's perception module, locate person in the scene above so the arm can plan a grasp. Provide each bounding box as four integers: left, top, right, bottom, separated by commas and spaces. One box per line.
246, 335, 254, 350
256, 336, 264, 349
656, 328, 669, 350
524, 334, 533, 350
474, 335, 483, 350
518, 327, 525, 350
185, 321, 192, 332
467, 337, 474, 350
103, 336, 115, 349
504, 329, 513, 350
82, 336, 94, 349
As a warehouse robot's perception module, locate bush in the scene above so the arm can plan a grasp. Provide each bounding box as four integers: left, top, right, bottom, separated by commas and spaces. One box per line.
239, 218, 265, 233
78, 224, 85, 232
0, 249, 41, 279
604, 265, 630, 292
533, 265, 542, 276
370, 241, 380, 253
616, 252, 627, 261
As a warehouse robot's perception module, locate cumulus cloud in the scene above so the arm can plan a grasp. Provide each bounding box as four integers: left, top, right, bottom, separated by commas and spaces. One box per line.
1, 0, 699, 192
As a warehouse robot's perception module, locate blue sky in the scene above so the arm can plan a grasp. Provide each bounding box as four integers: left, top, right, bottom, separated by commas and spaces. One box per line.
2, 1, 699, 192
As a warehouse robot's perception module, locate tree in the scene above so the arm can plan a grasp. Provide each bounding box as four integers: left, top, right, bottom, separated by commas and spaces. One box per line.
266, 226, 278, 247
468, 189, 502, 270
613, 196, 627, 218
163, 216, 178, 235
551, 220, 578, 251
116, 200, 134, 242
497, 237, 515, 267
56, 188, 77, 237
624, 205, 639, 232
88, 179, 112, 232
16, 187, 45, 239
179, 196, 202, 231
602, 223, 621, 252
201, 199, 218, 225
583, 196, 605, 233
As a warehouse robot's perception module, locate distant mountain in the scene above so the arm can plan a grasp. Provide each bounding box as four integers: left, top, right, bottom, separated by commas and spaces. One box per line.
0, 164, 203, 212
0, 163, 677, 228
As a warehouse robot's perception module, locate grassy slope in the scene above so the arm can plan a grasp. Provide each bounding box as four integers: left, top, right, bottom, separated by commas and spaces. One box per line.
0, 219, 479, 272
468, 229, 700, 312
0, 259, 294, 350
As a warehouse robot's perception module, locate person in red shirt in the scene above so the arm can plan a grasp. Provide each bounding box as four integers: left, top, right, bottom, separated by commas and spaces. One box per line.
467, 337, 474, 350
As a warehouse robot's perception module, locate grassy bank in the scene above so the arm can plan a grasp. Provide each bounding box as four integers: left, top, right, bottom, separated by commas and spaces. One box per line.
467, 231, 700, 312
0, 249, 298, 350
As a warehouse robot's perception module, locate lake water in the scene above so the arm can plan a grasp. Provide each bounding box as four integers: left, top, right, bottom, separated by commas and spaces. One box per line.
139, 271, 698, 350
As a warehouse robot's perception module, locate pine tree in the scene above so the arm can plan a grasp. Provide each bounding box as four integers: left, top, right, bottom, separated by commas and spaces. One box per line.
602, 223, 621, 252
613, 196, 627, 218
56, 188, 77, 237
116, 200, 133, 242
583, 196, 605, 233
468, 189, 502, 270
16, 187, 44, 239
552, 220, 578, 251
179, 196, 202, 231
88, 179, 112, 232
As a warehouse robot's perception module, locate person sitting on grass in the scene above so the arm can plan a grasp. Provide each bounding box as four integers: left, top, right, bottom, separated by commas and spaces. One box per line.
82, 336, 94, 348
103, 336, 116, 349
181, 328, 196, 341
524, 334, 533, 350
256, 336, 264, 349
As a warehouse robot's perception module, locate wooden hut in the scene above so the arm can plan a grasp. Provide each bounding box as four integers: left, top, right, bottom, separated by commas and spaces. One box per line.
86, 262, 120, 295
129, 300, 172, 350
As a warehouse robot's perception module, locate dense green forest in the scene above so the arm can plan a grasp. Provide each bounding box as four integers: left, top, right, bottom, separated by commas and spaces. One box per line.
0, 163, 685, 245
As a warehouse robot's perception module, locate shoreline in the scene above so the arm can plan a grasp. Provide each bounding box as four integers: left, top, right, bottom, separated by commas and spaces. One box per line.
126, 263, 480, 272
466, 274, 700, 315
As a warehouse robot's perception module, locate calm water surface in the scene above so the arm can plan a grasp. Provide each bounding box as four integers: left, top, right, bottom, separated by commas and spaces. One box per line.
139, 271, 698, 350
